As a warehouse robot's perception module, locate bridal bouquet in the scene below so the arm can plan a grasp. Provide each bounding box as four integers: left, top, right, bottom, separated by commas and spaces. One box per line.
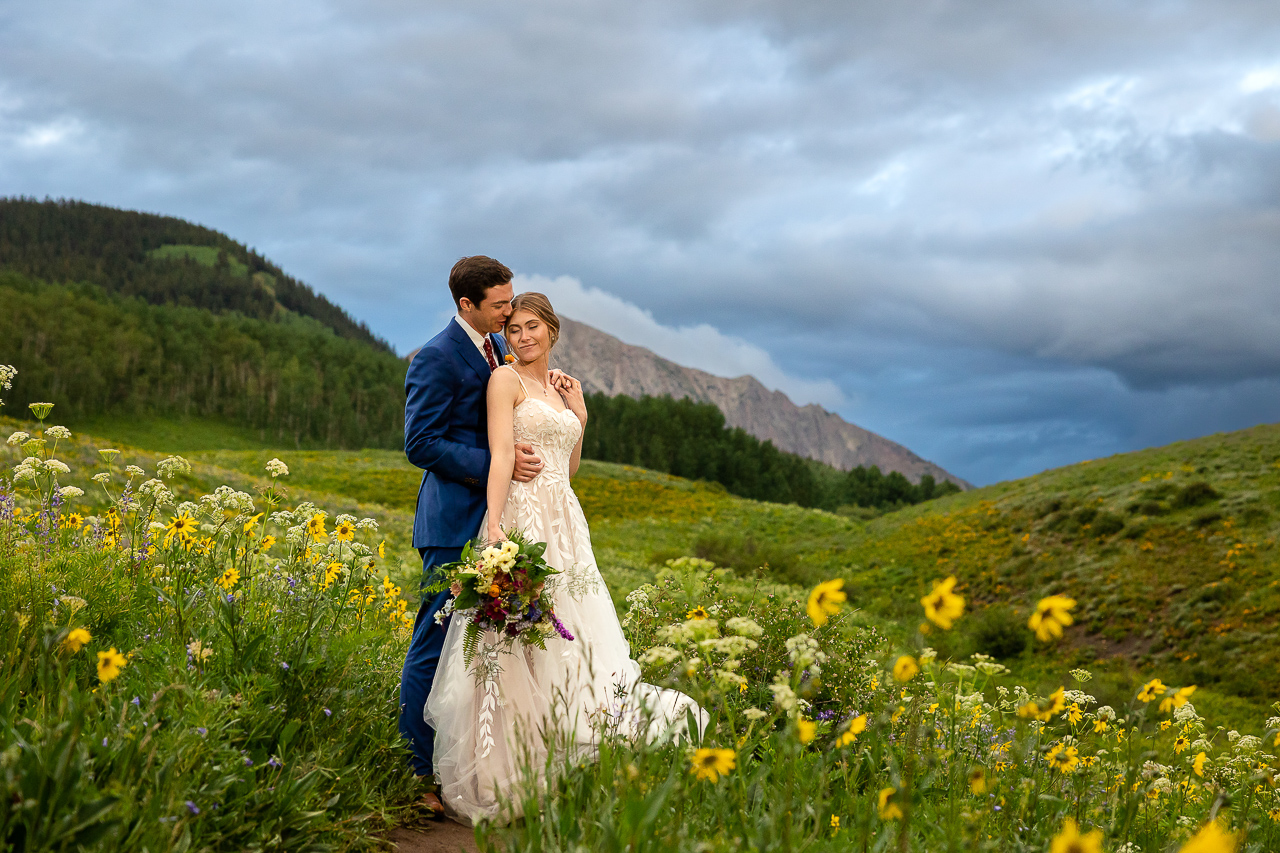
431, 531, 574, 667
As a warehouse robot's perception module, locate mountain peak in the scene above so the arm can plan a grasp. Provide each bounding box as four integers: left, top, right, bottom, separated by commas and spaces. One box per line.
549, 317, 968, 488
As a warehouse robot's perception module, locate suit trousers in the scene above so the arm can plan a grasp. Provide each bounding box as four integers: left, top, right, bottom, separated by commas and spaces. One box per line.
398, 545, 463, 778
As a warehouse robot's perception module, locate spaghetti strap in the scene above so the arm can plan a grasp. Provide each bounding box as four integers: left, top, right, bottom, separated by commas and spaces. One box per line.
502, 364, 530, 401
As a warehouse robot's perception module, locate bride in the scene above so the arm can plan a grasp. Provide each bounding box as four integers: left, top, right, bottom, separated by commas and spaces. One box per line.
424, 292, 705, 825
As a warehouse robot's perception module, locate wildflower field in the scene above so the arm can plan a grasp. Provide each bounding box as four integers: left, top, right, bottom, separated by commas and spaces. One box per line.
4, 367, 1280, 851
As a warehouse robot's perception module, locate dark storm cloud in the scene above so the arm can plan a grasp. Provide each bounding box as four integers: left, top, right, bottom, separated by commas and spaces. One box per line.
2, 0, 1280, 483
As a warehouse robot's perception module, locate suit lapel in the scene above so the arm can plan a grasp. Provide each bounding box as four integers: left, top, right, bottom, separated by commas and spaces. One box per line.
491, 333, 509, 362
446, 318, 492, 381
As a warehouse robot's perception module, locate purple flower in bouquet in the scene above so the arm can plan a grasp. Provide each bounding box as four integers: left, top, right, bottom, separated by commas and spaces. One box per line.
550, 612, 575, 641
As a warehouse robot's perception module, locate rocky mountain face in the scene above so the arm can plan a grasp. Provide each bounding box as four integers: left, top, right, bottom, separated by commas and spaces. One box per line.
550, 317, 968, 488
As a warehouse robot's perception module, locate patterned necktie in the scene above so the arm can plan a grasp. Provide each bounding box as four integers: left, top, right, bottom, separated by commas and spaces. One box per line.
482, 337, 498, 371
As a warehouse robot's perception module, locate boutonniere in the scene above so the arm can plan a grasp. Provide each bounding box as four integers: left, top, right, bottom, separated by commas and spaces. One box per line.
504, 354, 516, 364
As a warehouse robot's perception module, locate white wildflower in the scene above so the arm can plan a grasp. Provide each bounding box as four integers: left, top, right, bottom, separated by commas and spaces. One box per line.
1191, 738, 1211, 753
1151, 777, 1173, 794
137, 478, 175, 505
625, 588, 656, 617
91, 472, 111, 485
46, 459, 70, 474
1173, 703, 1200, 725
785, 634, 828, 670
945, 663, 976, 678
156, 455, 191, 480
13, 462, 39, 482
655, 623, 693, 645
176, 501, 199, 517
956, 691, 985, 716
1227, 730, 1240, 744
700, 635, 758, 657
725, 616, 764, 638
712, 669, 748, 692
1233, 735, 1261, 753
349, 542, 372, 557
1095, 705, 1116, 721
6, 431, 29, 447
918, 647, 938, 664
148, 521, 167, 533
265, 458, 289, 478
45, 425, 71, 440
57, 486, 84, 499
125, 465, 145, 478
1070, 668, 1094, 683
269, 510, 295, 526
356, 517, 378, 531
336, 513, 356, 526
1063, 690, 1096, 706
743, 708, 769, 721
59, 595, 87, 614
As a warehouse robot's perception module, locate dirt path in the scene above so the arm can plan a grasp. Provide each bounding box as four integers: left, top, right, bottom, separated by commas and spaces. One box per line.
385, 823, 479, 853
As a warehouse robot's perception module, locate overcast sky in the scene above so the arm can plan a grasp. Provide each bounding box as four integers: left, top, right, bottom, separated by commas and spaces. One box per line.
4, 1, 1280, 485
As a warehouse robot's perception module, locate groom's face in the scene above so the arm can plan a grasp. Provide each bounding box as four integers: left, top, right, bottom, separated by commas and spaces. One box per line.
461, 282, 514, 334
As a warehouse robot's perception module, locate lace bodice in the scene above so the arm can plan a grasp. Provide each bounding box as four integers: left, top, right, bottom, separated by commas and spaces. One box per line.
506, 370, 582, 484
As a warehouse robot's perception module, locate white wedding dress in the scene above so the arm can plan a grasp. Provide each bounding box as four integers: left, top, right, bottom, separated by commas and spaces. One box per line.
425, 373, 706, 825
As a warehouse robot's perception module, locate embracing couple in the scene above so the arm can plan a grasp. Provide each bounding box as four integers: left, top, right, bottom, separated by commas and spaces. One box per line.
397, 256, 703, 825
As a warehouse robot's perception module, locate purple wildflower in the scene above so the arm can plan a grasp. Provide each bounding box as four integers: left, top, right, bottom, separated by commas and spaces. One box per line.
550, 612, 575, 641
131, 696, 140, 707
197, 727, 207, 736
323, 708, 331, 717
280, 661, 289, 670
186, 801, 200, 815
267, 756, 282, 768
244, 757, 254, 766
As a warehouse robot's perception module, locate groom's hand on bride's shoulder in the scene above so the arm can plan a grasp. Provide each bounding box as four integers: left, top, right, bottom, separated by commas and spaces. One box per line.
512, 442, 542, 482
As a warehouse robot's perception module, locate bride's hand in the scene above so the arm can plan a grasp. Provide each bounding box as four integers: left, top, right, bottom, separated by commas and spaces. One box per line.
486, 524, 506, 544
553, 372, 587, 422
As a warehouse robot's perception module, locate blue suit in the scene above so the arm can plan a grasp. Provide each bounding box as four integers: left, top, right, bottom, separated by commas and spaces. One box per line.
399, 317, 508, 777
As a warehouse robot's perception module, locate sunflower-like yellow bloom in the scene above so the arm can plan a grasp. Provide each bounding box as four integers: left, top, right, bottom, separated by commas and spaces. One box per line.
835, 714, 868, 747
1018, 686, 1066, 722
63, 627, 91, 653
243, 512, 263, 535
1028, 594, 1076, 642
1138, 678, 1167, 703
1178, 820, 1238, 853
164, 512, 197, 548
97, 647, 127, 682
334, 520, 356, 542
217, 567, 240, 591
686, 606, 709, 620
689, 748, 736, 782
807, 579, 847, 627
877, 787, 903, 820
1049, 819, 1103, 853
1046, 742, 1080, 774
968, 768, 987, 794
921, 576, 964, 630
892, 655, 919, 683
1193, 752, 1207, 777
796, 717, 817, 744
307, 513, 327, 539
1160, 685, 1197, 713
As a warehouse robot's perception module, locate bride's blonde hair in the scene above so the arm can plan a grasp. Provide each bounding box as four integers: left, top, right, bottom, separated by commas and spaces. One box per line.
509, 292, 560, 349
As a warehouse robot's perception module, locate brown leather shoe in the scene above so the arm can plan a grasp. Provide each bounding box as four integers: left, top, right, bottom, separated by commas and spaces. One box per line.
419, 791, 445, 819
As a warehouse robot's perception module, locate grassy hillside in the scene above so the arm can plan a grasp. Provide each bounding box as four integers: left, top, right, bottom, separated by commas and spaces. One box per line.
16, 411, 1280, 721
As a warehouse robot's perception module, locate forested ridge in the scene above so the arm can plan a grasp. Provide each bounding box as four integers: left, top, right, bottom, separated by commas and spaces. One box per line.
0, 198, 957, 509
0, 196, 391, 352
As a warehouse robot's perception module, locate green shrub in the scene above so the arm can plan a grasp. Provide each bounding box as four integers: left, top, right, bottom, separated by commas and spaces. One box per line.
1173, 481, 1220, 509
966, 605, 1028, 659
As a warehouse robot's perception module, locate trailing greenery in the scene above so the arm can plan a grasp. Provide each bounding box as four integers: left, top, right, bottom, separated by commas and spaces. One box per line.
582, 391, 959, 511
0, 196, 391, 352
0, 274, 406, 449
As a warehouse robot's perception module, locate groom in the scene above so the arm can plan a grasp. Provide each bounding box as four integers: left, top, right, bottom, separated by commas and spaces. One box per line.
399, 255, 543, 813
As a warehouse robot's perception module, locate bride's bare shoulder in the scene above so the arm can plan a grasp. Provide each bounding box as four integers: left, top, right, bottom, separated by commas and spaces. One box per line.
487, 365, 525, 403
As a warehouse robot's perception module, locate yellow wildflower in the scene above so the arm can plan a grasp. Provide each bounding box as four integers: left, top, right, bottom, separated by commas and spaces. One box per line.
334, 519, 355, 541
921, 576, 964, 629
807, 579, 846, 627
164, 512, 197, 548
1019, 687, 1066, 722
1066, 703, 1083, 724
1093, 719, 1108, 734
836, 714, 868, 747
968, 767, 987, 794
307, 513, 327, 539
1178, 821, 1237, 853
1193, 752, 1207, 777
877, 787, 903, 821
258, 535, 276, 552
97, 647, 126, 682
1138, 678, 1166, 703
1045, 742, 1079, 774
61, 512, 84, 530
689, 748, 736, 782
216, 567, 240, 591
1028, 594, 1076, 642
796, 717, 816, 744
378, 540, 386, 558
243, 512, 263, 535
1049, 819, 1103, 853
63, 627, 91, 653
1160, 685, 1197, 713
893, 655, 919, 683
829, 814, 840, 832
686, 606, 708, 620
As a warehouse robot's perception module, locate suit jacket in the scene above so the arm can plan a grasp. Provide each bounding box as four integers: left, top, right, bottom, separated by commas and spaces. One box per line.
405, 317, 509, 550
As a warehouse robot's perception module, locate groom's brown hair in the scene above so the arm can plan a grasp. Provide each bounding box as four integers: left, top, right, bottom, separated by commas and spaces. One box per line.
449, 256, 513, 308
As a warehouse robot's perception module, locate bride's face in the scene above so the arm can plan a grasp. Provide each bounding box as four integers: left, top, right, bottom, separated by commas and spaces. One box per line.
505, 309, 551, 364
